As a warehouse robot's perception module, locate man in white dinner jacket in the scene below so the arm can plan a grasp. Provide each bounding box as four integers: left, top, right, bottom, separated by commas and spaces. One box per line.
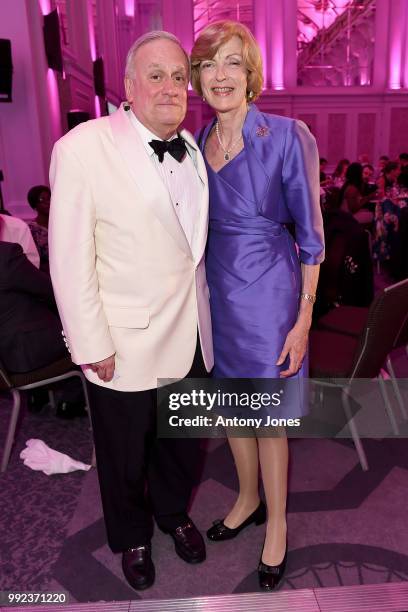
49, 31, 213, 591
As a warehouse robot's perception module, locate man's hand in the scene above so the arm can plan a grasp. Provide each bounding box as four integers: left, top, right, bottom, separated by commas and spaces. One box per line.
89, 354, 116, 382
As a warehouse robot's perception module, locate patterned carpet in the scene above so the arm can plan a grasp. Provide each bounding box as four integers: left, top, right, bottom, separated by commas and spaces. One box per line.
1, 349, 408, 604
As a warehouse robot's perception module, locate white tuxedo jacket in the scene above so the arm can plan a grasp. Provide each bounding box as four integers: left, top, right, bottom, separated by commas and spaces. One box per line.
49, 104, 214, 391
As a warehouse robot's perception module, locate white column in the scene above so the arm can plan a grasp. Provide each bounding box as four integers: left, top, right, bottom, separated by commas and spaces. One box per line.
401, 0, 408, 88
254, 0, 285, 91
97, 0, 123, 103
66, 0, 92, 72
373, 0, 390, 89
268, 0, 284, 90
60, 1, 95, 119
253, 0, 270, 89
283, 0, 298, 89
387, 0, 406, 89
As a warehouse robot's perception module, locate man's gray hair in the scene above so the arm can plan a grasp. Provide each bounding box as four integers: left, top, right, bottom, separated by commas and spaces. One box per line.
125, 31, 190, 79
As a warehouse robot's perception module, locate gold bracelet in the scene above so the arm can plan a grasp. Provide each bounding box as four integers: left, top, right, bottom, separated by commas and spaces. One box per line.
300, 293, 316, 304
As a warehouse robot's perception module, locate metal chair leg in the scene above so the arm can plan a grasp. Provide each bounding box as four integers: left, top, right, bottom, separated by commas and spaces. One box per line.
70, 371, 93, 432
379, 374, 399, 434
1, 389, 21, 472
386, 356, 407, 420
70, 371, 94, 466
48, 389, 56, 410
81, 382, 95, 464
82, 377, 92, 432
342, 387, 368, 471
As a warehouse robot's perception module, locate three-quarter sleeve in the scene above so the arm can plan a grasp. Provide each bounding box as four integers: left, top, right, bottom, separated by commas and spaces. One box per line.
282, 120, 325, 265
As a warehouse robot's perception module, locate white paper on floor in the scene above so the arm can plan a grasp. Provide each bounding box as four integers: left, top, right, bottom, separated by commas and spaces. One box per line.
20, 439, 92, 475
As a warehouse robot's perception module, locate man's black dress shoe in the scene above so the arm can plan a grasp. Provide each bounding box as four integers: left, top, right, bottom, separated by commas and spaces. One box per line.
166, 521, 206, 564
258, 540, 287, 591
207, 501, 266, 541
122, 544, 155, 590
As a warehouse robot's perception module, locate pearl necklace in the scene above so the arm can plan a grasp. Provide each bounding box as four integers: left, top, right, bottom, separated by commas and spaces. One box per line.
215, 121, 243, 161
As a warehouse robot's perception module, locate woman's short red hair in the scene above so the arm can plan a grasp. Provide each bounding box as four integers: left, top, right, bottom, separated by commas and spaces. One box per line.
191, 20, 263, 102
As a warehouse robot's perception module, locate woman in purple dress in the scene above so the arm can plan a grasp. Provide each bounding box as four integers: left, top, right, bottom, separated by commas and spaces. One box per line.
191, 21, 324, 590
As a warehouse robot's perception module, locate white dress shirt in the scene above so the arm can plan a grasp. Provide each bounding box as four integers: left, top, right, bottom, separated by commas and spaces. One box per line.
0, 214, 40, 268
128, 110, 202, 261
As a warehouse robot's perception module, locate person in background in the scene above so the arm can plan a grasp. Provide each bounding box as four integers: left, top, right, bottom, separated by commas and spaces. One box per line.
0, 241, 62, 372
377, 161, 400, 199
332, 158, 350, 187
0, 212, 40, 268
340, 162, 374, 224
319, 157, 330, 185
0, 240, 84, 416
27, 185, 50, 273
358, 153, 370, 165
362, 163, 374, 184
397, 153, 408, 189
318, 197, 374, 315
191, 20, 324, 591
320, 157, 327, 182
376, 154, 390, 180
361, 164, 377, 197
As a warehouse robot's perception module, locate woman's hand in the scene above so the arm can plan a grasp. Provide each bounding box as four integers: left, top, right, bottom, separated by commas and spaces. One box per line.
276, 318, 310, 378
277, 263, 319, 377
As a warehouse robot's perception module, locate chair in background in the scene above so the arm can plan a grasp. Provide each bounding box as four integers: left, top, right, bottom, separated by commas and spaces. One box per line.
390, 207, 408, 280
0, 356, 91, 472
315, 210, 374, 319
323, 186, 341, 211
316, 292, 408, 421
309, 278, 408, 471
386, 318, 408, 418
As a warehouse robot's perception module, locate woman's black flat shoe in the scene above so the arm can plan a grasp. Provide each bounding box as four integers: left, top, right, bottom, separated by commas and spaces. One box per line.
206, 501, 266, 541
258, 540, 287, 591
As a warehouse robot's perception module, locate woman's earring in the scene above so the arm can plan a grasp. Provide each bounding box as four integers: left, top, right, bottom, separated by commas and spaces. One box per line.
202, 96, 206, 102
248, 91, 254, 100
124, 101, 131, 111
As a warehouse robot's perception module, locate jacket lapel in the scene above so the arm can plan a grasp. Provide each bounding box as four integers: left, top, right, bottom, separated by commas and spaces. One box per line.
181, 129, 207, 186
243, 104, 270, 210
109, 104, 192, 258
181, 129, 209, 264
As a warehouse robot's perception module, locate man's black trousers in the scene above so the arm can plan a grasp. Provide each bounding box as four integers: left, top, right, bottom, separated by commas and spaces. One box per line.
87, 340, 207, 552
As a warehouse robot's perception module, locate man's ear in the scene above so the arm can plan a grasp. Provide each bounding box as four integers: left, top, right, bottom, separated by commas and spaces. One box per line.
124, 77, 132, 102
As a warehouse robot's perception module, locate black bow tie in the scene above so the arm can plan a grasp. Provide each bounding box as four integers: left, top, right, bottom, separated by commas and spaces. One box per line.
148, 136, 187, 163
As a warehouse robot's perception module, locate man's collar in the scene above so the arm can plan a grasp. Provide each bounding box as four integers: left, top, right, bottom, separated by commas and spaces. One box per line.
128, 110, 168, 157
127, 108, 197, 157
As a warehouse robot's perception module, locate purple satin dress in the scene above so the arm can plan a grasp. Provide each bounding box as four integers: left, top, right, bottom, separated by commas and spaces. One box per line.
201, 108, 325, 418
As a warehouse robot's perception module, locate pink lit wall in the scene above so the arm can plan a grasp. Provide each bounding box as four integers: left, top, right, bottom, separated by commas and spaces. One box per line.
162, 0, 194, 53
1, 0, 407, 217
0, 0, 61, 217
